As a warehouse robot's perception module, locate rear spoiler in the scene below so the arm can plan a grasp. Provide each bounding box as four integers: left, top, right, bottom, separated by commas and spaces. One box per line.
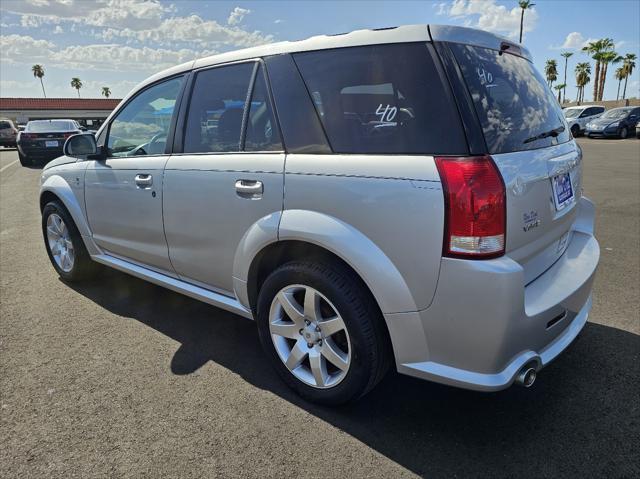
428, 24, 533, 62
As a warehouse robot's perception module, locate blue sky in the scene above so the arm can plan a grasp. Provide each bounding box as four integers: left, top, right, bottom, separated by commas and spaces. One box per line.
1, 0, 638, 102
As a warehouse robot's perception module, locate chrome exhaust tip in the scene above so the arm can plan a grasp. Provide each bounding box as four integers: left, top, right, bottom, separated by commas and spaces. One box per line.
515, 367, 537, 388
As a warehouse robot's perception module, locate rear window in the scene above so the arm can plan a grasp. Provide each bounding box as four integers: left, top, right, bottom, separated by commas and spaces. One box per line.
293, 43, 467, 154
26, 120, 75, 132
451, 44, 570, 154
0, 121, 12, 129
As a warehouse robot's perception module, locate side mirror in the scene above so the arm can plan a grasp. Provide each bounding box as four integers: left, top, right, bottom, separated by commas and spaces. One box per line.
64, 133, 97, 158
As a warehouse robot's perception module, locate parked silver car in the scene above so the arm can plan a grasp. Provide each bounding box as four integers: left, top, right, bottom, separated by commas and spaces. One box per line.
40, 25, 599, 404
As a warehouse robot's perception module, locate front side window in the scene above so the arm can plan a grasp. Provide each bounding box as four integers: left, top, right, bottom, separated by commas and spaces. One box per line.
107, 76, 183, 157
183, 63, 254, 153
293, 43, 467, 154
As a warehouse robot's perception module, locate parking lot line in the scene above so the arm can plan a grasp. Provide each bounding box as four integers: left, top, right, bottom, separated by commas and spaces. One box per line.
0, 159, 18, 173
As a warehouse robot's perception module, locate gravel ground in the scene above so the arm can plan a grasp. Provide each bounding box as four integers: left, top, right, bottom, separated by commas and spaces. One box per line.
1, 138, 639, 478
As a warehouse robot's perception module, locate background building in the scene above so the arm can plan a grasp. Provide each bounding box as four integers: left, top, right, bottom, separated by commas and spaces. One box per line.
0, 98, 121, 130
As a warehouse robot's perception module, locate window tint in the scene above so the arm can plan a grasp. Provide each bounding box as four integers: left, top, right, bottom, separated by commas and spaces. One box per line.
0, 121, 12, 130
244, 66, 282, 151
451, 44, 570, 154
108, 76, 182, 157
293, 43, 467, 154
183, 63, 254, 153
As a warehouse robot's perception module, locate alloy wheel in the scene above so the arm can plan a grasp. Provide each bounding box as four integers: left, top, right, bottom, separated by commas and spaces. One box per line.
46, 213, 75, 272
269, 284, 351, 389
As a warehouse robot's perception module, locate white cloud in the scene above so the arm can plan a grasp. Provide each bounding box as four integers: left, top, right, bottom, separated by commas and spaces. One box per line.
99, 14, 272, 49
53, 25, 64, 34
274, 19, 283, 24
227, 6, 250, 26
561, 32, 585, 49
0, 34, 55, 63
1, 78, 138, 98
436, 0, 538, 39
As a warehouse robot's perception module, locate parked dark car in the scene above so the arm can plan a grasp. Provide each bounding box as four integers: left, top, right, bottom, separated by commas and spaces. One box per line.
585, 107, 640, 139
0, 118, 18, 148
17, 119, 83, 166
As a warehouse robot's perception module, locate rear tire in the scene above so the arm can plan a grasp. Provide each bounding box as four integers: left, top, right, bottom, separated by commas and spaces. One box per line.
256, 260, 390, 405
570, 124, 580, 138
42, 201, 98, 281
619, 127, 628, 139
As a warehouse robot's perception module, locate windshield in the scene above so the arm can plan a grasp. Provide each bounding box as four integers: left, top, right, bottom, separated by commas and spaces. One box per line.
26, 120, 75, 132
601, 108, 632, 119
563, 109, 582, 119
451, 44, 570, 154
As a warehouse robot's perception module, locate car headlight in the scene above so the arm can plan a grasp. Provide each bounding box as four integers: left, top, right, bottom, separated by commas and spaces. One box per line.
607, 121, 619, 128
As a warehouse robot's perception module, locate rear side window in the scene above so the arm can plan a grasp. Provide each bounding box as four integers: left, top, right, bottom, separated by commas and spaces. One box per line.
293, 43, 467, 154
451, 44, 570, 154
183, 63, 254, 153
0, 121, 12, 129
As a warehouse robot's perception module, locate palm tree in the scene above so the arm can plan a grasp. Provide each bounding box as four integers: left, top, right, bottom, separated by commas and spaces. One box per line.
560, 52, 573, 103
598, 51, 622, 101
101, 87, 111, 98
554, 83, 566, 103
70, 77, 83, 98
621, 53, 637, 99
545, 59, 558, 88
583, 38, 614, 101
614, 67, 625, 101
31, 64, 46, 98
575, 62, 591, 103
518, 1, 535, 44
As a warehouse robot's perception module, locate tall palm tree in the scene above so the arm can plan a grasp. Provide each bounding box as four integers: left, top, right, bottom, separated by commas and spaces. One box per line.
575, 62, 591, 103
614, 67, 625, 101
621, 53, 637, 99
101, 87, 111, 98
31, 64, 46, 98
518, 1, 535, 44
545, 59, 558, 88
583, 38, 614, 101
598, 51, 622, 101
554, 83, 566, 103
560, 52, 573, 103
70, 77, 83, 98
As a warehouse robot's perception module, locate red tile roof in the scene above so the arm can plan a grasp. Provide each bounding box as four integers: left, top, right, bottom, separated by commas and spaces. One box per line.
0, 97, 122, 111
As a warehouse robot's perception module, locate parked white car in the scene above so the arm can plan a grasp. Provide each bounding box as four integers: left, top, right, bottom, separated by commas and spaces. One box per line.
564, 105, 605, 137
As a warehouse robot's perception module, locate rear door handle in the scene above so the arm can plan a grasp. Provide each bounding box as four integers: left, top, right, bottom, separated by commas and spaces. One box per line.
235, 179, 263, 199
134, 173, 153, 189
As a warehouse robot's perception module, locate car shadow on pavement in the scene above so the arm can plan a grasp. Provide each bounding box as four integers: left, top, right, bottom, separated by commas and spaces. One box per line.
67, 267, 640, 478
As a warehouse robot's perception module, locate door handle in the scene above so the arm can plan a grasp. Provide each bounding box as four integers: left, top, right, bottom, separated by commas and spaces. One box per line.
235, 179, 263, 199
134, 173, 153, 189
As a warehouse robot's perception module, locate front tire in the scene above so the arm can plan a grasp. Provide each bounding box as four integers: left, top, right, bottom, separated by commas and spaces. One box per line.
42, 201, 98, 281
619, 126, 628, 139
570, 124, 580, 138
256, 261, 390, 405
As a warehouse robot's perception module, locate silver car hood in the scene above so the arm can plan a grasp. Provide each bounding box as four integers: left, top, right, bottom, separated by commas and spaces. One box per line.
43, 156, 79, 170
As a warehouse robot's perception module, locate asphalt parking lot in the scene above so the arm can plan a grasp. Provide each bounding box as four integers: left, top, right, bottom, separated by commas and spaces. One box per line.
1, 138, 639, 478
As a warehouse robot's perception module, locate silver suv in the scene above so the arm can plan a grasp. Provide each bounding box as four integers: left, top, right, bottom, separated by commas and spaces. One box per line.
40, 25, 599, 405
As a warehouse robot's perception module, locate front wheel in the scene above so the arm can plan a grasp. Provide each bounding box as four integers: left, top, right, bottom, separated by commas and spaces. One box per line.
571, 124, 580, 138
42, 201, 98, 281
256, 261, 390, 405
619, 127, 628, 139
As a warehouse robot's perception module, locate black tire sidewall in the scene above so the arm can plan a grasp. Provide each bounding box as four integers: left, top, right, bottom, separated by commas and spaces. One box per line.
619, 127, 627, 139
571, 125, 580, 137
42, 201, 90, 281
256, 262, 381, 405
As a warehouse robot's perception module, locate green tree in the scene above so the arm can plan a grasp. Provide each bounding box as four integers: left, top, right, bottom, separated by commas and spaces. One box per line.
545, 59, 558, 88
560, 52, 573, 103
583, 38, 614, 101
598, 51, 622, 101
101, 87, 111, 98
31, 64, 46, 98
621, 53, 637, 99
518, 1, 535, 44
70, 77, 83, 98
554, 83, 566, 103
614, 67, 625, 101
574, 62, 591, 103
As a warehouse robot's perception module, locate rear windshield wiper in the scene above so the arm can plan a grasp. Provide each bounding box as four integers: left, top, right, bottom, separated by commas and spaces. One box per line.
523, 125, 565, 144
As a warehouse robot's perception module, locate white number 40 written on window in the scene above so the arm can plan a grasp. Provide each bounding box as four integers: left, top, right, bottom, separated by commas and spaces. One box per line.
375, 104, 397, 123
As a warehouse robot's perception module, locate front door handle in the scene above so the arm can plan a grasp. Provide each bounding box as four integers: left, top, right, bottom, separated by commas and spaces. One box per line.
235, 179, 263, 199
134, 173, 153, 189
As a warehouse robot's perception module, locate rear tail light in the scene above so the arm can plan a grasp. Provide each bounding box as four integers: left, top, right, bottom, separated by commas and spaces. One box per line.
435, 155, 506, 259
63, 133, 74, 139
20, 133, 35, 140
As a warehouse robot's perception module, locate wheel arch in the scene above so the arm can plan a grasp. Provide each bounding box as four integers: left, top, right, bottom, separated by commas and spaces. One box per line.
40, 175, 93, 240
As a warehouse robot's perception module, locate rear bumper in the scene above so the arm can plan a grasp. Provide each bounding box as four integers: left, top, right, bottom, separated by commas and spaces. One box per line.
386, 196, 599, 391
17, 144, 64, 159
